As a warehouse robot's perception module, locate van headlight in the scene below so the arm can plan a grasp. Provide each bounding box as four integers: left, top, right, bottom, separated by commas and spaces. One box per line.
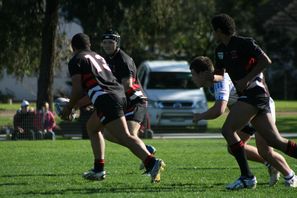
194, 100, 207, 110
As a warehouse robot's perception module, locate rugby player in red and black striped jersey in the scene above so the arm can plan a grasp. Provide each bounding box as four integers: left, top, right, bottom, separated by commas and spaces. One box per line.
211, 13, 297, 189
62, 33, 164, 183
101, 29, 156, 157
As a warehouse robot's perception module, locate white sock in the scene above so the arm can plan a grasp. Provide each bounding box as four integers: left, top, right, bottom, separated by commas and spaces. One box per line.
284, 171, 295, 180
264, 161, 271, 168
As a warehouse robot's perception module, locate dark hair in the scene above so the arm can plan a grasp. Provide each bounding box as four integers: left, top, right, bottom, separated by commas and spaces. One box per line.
102, 29, 121, 46
211, 13, 236, 36
190, 56, 214, 73
71, 33, 91, 50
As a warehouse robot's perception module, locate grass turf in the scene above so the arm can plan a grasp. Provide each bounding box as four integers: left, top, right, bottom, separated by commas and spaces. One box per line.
1, 139, 297, 197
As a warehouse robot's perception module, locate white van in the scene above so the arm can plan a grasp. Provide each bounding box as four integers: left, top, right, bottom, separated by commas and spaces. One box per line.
137, 60, 208, 132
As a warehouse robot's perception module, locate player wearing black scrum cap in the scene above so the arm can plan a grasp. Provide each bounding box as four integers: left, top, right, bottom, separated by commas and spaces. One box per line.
101, 29, 156, 158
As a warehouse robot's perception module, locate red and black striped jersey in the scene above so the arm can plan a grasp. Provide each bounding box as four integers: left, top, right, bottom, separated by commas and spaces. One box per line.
104, 49, 146, 105
68, 50, 125, 104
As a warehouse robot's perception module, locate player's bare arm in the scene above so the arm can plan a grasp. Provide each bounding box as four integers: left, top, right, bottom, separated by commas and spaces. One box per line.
235, 53, 272, 92
121, 76, 133, 91
193, 100, 227, 122
74, 95, 92, 109
213, 69, 225, 82
62, 74, 83, 120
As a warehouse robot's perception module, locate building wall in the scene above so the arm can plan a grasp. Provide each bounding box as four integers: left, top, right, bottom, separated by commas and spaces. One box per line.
0, 67, 70, 101
0, 21, 82, 101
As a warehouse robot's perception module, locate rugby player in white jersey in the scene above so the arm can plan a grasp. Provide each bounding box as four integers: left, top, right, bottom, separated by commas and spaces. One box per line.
190, 56, 297, 188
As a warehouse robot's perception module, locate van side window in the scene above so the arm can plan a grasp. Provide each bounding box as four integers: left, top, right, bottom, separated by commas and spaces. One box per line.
138, 67, 147, 86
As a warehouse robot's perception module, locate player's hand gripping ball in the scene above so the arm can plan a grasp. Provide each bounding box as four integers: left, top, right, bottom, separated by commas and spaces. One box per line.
54, 97, 77, 121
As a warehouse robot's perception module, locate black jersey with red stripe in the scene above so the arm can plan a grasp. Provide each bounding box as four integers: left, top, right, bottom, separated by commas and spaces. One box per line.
104, 49, 146, 105
68, 50, 125, 104
214, 36, 264, 82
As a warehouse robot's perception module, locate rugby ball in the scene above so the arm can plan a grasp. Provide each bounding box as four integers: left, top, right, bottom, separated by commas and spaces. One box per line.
54, 97, 77, 120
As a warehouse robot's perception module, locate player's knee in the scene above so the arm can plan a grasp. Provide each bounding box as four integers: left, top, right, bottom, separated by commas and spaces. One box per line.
221, 124, 232, 137
258, 148, 273, 159
227, 146, 233, 155
263, 135, 283, 149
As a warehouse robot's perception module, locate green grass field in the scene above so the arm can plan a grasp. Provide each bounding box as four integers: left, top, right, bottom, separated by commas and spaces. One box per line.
1, 139, 297, 197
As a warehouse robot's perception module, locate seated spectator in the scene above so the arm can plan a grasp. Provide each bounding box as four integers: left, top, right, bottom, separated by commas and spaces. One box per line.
12, 100, 37, 140
35, 102, 56, 140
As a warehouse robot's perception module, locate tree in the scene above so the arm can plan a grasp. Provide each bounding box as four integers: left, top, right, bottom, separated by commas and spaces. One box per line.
0, 0, 44, 77
61, 0, 217, 65
37, 0, 59, 110
0, 0, 66, 109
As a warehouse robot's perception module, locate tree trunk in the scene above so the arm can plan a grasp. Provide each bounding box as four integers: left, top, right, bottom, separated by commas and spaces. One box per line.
37, 0, 59, 111
284, 71, 288, 100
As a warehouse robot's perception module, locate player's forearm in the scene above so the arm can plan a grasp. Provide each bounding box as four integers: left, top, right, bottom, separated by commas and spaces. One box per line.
68, 87, 83, 109
245, 54, 272, 83
213, 74, 224, 82
202, 107, 222, 120
74, 95, 91, 108
121, 77, 133, 92
195, 107, 222, 121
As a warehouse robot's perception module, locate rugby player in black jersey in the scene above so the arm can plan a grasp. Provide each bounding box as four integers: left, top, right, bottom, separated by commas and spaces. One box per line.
61, 33, 165, 183
190, 56, 297, 188
211, 13, 297, 189
101, 29, 156, 160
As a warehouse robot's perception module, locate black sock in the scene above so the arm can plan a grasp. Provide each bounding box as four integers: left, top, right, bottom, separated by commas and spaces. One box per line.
144, 155, 156, 171
286, 140, 297, 158
94, 159, 104, 172
229, 141, 253, 178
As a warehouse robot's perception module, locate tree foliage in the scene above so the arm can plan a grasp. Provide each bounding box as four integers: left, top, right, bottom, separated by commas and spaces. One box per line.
61, 0, 217, 65
1, 0, 296, 100
0, 0, 44, 78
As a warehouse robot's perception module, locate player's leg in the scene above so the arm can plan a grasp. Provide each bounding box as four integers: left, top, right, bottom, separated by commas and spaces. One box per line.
105, 116, 165, 183
83, 111, 106, 180
251, 113, 288, 150
251, 113, 297, 187
103, 108, 156, 155
105, 116, 150, 160
126, 104, 157, 155
251, 112, 297, 157
127, 120, 141, 136
127, 120, 155, 151
223, 101, 258, 190
235, 126, 281, 186
86, 112, 105, 160
235, 130, 265, 163
254, 132, 293, 186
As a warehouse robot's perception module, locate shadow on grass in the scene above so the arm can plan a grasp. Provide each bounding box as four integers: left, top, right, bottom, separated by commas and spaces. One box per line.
16, 181, 270, 196
16, 183, 223, 196
1, 168, 268, 196
0, 182, 28, 186
0, 173, 77, 178
176, 166, 263, 170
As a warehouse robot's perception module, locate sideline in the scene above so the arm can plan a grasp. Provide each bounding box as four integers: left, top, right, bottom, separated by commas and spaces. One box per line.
153, 133, 297, 139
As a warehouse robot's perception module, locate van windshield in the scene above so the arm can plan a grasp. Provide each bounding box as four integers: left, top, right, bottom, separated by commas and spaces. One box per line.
147, 72, 196, 89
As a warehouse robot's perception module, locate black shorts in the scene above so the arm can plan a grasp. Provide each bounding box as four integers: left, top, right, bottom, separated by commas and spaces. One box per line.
241, 123, 256, 136
93, 94, 126, 125
238, 86, 271, 114
125, 102, 147, 123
